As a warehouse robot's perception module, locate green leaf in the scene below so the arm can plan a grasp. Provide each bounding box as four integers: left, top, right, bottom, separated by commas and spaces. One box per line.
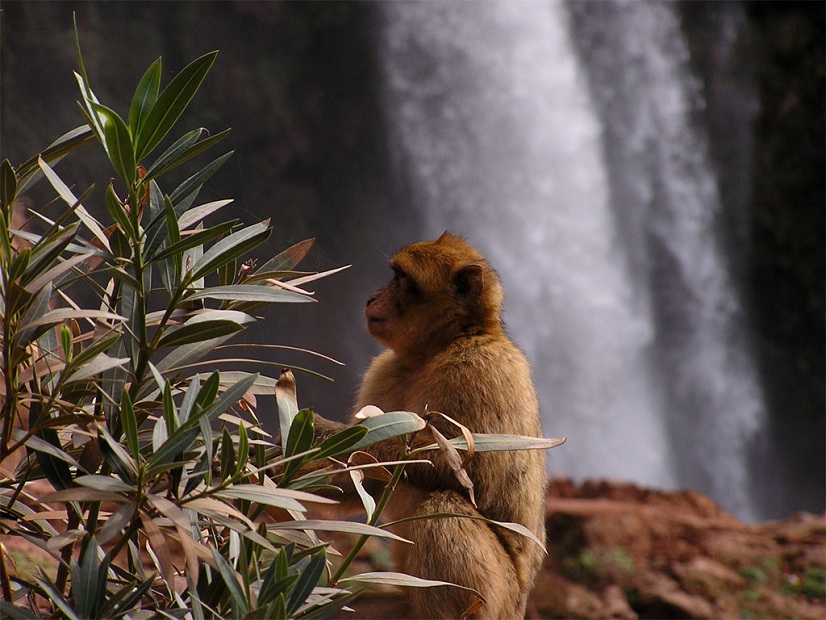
1, 158, 17, 208
62, 353, 129, 384
162, 380, 178, 436
312, 425, 368, 460
220, 427, 235, 481
73, 70, 105, 143
149, 220, 235, 264
254, 239, 314, 275
74, 475, 133, 493
104, 183, 136, 238
187, 222, 272, 282
269, 520, 410, 543
33, 572, 81, 620
23, 252, 95, 296
17, 223, 79, 290
97, 503, 135, 545
235, 422, 249, 478
135, 51, 219, 161
282, 409, 315, 481
128, 57, 162, 139
168, 150, 233, 208
0, 601, 38, 619
186, 284, 312, 304
258, 545, 295, 607
211, 547, 249, 618
21, 308, 124, 333
99, 575, 155, 618
97, 424, 138, 482
420, 434, 568, 453
17, 426, 75, 490
213, 487, 303, 513
286, 551, 326, 615
15, 125, 95, 195
152, 332, 237, 378
143, 127, 231, 182
285, 409, 315, 459
178, 199, 234, 231
276, 370, 298, 453
349, 411, 427, 451
121, 390, 140, 460
72, 538, 103, 619
147, 373, 256, 473
37, 157, 110, 252
90, 101, 136, 185
339, 571, 480, 594
157, 319, 244, 349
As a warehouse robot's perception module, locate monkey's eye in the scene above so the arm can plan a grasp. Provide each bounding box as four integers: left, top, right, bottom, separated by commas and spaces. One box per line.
393, 267, 421, 298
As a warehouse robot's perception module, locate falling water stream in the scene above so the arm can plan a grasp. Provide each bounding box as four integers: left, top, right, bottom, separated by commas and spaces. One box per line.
375, 0, 765, 520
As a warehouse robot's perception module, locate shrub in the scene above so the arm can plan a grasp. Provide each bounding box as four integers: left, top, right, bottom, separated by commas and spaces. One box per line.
0, 31, 563, 620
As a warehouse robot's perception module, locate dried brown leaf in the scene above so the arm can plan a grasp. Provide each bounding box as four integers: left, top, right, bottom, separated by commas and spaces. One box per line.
348, 450, 392, 482
429, 424, 476, 508
427, 410, 475, 467
142, 512, 176, 588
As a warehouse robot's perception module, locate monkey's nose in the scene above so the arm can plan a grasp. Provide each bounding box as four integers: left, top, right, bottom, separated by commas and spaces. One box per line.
366, 294, 379, 307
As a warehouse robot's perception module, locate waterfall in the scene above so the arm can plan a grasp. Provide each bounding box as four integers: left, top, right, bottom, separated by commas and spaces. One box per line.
375, 0, 764, 520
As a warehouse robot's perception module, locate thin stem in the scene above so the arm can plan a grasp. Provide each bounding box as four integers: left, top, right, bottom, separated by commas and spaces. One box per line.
331, 459, 407, 584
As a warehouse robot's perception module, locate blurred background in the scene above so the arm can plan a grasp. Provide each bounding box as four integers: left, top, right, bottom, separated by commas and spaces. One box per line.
1, 1, 822, 523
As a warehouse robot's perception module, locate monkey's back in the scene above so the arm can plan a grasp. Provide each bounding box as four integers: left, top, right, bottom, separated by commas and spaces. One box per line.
356, 332, 547, 602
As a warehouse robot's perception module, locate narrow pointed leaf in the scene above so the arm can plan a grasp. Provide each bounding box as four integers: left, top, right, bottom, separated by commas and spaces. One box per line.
128, 57, 162, 138
63, 354, 128, 383
168, 150, 234, 208
105, 183, 135, 238
74, 475, 133, 493
120, 390, 140, 459
135, 51, 219, 160
37, 157, 110, 251
157, 319, 244, 349
269, 520, 409, 543
339, 572, 479, 594
276, 369, 298, 452
90, 101, 136, 185
211, 547, 249, 617
149, 220, 235, 264
313, 425, 369, 460
187, 221, 270, 282
186, 284, 311, 304
349, 411, 427, 451
147, 373, 256, 472
421, 434, 568, 453
23, 252, 94, 295
254, 238, 314, 274
177, 199, 233, 230
285, 408, 315, 459
16, 125, 95, 195
286, 552, 326, 615
144, 127, 231, 182
1, 158, 17, 207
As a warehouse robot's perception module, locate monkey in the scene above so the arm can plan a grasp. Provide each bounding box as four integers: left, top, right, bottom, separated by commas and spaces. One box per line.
311, 233, 547, 619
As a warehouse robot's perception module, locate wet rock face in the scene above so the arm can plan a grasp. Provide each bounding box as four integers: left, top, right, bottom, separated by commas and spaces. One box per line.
533, 478, 825, 619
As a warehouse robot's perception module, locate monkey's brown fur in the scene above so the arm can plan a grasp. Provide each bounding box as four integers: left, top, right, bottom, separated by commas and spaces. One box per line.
315, 233, 546, 619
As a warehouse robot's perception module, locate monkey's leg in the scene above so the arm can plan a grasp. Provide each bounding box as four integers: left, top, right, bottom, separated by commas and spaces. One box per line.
395, 490, 521, 620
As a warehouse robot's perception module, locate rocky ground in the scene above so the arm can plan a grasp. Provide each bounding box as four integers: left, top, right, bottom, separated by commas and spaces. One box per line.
530, 478, 825, 619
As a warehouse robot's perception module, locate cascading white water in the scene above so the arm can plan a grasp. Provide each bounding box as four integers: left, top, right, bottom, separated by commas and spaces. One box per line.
375, 0, 764, 519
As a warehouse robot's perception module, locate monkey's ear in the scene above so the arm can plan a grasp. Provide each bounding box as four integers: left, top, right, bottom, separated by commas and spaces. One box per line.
454, 263, 484, 300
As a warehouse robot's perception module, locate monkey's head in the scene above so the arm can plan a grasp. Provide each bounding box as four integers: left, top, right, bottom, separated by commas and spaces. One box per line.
365, 233, 504, 357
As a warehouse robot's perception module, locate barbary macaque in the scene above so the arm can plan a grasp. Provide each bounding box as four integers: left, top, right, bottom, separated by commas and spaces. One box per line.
313, 233, 547, 619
